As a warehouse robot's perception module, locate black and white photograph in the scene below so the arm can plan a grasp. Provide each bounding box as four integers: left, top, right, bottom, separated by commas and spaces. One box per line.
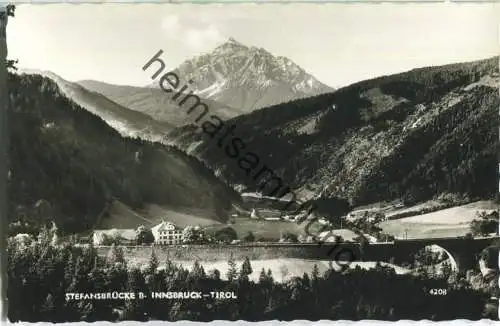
1, 2, 499, 322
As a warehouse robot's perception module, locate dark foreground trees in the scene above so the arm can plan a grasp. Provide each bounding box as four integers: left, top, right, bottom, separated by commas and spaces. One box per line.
136, 226, 155, 245
470, 211, 499, 237
7, 235, 493, 322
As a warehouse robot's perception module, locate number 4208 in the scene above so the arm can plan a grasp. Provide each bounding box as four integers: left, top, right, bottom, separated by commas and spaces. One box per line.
429, 289, 447, 295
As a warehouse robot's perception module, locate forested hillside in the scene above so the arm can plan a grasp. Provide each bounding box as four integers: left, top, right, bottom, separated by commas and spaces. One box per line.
8, 73, 240, 234
171, 57, 499, 206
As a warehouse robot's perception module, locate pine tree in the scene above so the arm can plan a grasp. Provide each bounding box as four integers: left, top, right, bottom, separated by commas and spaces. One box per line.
226, 253, 238, 282
311, 264, 319, 293
324, 260, 335, 279
290, 278, 302, 301
63, 251, 75, 288
191, 260, 206, 279
40, 293, 55, 321
302, 272, 311, 289
258, 268, 267, 284
122, 299, 148, 321
148, 248, 159, 275
77, 301, 95, 322
279, 264, 289, 281
70, 256, 87, 292
311, 264, 319, 281
169, 301, 184, 321
266, 269, 274, 283
239, 256, 253, 282
106, 243, 125, 266
209, 269, 221, 281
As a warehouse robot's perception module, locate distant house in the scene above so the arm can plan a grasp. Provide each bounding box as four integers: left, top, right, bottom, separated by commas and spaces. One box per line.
152, 220, 183, 245
93, 229, 136, 246
264, 217, 281, 221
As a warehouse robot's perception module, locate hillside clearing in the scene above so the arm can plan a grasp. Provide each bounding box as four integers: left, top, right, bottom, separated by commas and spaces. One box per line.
138, 204, 224, 227
204, 218, 307, 240
378, 201, 495, 239
97, 201, 223, 229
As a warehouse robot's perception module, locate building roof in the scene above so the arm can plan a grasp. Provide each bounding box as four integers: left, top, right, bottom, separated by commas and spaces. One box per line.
152, 220, 180, 234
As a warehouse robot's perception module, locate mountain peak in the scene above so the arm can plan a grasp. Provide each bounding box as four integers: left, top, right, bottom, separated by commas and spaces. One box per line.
227, 37, 242, 45
171, 40, 335, 111
214, 37, 247, 51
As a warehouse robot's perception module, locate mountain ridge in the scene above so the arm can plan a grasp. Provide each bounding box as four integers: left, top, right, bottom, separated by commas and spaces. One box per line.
164, 38, 335, 110
79, 39, 335, 127
20, 69, 175, 143
77, 78, 240, 133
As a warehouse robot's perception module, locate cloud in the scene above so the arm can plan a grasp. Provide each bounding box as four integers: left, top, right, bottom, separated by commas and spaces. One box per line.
161, 14, 181, 36
185, 24, 224, 50
161, 14, 226, 51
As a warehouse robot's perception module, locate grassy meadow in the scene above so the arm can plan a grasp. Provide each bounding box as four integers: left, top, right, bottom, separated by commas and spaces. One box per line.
378, 201, 496, 239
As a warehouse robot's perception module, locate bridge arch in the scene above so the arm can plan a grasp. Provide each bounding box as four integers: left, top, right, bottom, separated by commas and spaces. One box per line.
422, 244, 459, 273
368, 237, 498, 274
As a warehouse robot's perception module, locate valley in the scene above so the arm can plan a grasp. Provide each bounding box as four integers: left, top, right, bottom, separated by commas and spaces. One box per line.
6, 4, 499, 322
10, 53, 498, 244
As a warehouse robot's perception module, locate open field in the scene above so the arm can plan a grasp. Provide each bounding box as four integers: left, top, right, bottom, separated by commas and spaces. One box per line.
204, 217, 326, 240
318, 229, 359, 242
98, 198, 495, 242
97, 200, 155, 229
384, 200, 445, 219
137, 204, 224, 227
378, 201, 496, 239
97, 200, 328, 241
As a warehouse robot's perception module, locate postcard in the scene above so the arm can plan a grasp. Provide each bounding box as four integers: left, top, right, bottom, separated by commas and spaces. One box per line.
1, 2, 498, 322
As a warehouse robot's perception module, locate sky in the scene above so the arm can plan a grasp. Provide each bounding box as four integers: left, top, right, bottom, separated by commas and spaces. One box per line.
8, 3, 499, 88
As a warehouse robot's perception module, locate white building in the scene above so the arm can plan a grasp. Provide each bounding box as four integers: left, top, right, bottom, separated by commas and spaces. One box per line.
152, 220, 183, 245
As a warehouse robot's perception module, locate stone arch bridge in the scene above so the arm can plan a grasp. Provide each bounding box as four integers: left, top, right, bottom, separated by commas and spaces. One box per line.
320, 236, 499, 273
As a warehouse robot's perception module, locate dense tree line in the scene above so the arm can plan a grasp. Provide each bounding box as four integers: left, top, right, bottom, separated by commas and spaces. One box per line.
7, 73, 239, 234
7, 227, 495, 322
470, 211, 499, 237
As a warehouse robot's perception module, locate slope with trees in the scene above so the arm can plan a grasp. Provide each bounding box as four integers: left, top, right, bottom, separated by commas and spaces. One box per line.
7, 73, 241, 234
171, 57, 498, 207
